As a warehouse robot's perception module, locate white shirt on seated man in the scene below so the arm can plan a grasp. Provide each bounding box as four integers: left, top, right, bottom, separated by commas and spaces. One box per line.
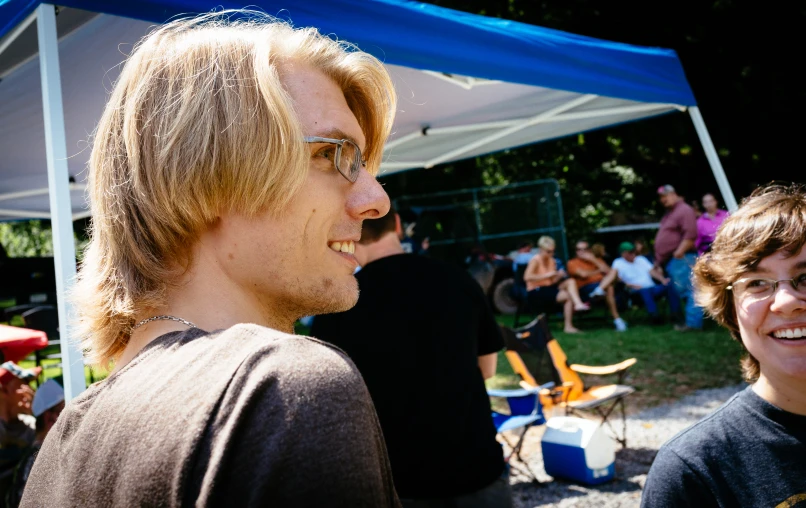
612, 243, 659, 289
612, 241, 681, 324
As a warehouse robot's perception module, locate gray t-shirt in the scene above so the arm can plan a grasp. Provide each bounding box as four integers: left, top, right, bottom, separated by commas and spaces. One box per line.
21, 324, 400, 507
641, 386, 806, 507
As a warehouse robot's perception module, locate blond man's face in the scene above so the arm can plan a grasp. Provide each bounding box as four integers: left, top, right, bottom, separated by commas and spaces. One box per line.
207, 63, 389, 321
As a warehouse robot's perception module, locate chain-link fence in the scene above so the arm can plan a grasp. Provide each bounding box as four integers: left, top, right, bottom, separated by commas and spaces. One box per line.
394, 179, 568, 265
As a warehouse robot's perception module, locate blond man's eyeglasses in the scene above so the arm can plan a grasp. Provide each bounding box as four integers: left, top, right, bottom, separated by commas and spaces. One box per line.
304, 136, 366, 183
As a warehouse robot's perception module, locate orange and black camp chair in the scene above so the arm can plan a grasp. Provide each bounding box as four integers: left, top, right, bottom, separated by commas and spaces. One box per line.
501, 314, 636, 446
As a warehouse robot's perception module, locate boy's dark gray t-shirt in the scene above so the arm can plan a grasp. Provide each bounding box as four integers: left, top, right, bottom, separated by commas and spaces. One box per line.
641, 386, 806, 508
20, 324, 401, 507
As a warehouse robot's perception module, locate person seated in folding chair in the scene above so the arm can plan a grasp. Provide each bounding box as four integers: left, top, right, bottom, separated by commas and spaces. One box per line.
642, 184, 806, 508
0, 363, 40, 498
567, 240, 627, 332
524, 236, 589, 334
612, 242, 682, 325
6, 379, 65, 508
311, 203, 511, 508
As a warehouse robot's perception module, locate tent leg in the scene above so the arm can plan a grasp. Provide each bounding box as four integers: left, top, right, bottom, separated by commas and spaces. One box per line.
688, 106, 738, 212
37, 3, 86, 401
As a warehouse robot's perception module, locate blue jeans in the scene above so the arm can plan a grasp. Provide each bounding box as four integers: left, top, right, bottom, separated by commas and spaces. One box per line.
666, 254, 703, 329
636, 284, 681, 316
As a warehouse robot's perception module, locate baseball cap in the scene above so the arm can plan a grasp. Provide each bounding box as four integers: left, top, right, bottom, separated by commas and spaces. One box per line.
0, 361, 42, 385
618, 241, 636, 253
32, 379, 65, 417
657, 184, 675, 195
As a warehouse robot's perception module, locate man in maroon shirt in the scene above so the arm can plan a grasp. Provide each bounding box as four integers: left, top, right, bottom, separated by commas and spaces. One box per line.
653, 185, 703, 331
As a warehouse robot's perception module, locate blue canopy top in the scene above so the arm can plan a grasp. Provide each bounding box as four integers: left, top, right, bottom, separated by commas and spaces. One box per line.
0, 0, 696, 106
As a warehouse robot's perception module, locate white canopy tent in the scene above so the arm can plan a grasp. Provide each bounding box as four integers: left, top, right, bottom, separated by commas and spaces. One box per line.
0, 1, 735, 399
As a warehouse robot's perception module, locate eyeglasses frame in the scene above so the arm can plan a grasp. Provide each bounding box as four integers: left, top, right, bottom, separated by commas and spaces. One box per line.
726, 275, 806, 301
303, 136, 365, 183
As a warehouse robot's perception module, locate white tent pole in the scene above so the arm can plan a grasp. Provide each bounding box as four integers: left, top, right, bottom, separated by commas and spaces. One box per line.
37, 3, 86, 401
0, 209, 52, 219
423, 102, 678, 137
384, 130, 426, 151
382, 161, 428, 170
0, 10, 37, 57
0, 183, 86, 203
689, 106, 738, 212
72, 210, 93, 221
423, 94, 597, 168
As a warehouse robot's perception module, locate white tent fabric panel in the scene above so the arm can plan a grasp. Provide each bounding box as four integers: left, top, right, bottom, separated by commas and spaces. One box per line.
0, 13, 687, 221
0, 184, 87, 219
0, 14, 152, 221
382, 67, 682, 172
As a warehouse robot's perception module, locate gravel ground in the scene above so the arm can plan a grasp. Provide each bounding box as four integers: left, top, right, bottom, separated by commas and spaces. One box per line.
505, 383, 747, 508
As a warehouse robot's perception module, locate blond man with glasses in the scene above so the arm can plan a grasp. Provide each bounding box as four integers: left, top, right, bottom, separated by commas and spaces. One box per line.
22, 12, 401, 507
642, 184, 806, 508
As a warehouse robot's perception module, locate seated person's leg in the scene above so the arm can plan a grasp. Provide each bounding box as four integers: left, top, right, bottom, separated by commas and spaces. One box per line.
663, 282, 683, 318
527, 285, 559, 314
557, 289, 580, 334
638, 287, 660, 317
605, 286, 627, 330
578, 282, 599, 303
559, 278, 590, 311
598, 268, 619, 290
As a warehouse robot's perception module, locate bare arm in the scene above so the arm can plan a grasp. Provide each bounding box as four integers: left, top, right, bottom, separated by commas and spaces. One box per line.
478, 353, 498, 380
650, 265, 670, 285
589, 257, 611, 273
570, 267, 600, 279
524, 256, 555, 282
577, 253, 610, 274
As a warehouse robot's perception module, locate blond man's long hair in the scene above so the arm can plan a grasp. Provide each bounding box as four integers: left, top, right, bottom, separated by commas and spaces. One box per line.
74, 11, 396, 367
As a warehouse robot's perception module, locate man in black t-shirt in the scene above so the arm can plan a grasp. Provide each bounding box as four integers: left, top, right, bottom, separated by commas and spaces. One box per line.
311, 204, 509, 508
642, 184, 806, 507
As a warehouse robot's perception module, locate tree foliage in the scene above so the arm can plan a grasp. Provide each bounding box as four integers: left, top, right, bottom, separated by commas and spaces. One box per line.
0, 221, 54, 258
0, 220, 89, 259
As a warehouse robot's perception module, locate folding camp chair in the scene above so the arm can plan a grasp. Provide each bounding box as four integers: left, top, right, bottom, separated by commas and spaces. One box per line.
501, 314, 636, 447
487, 381, 554, 482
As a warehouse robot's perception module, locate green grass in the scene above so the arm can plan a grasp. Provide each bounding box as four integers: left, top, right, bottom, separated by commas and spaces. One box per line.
17, 357, 106, 389
299, 310, 742, 412
487, 310, 745, 412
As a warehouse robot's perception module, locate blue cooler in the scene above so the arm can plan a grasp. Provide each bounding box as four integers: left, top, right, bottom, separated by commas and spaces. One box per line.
540, 416, 615, 485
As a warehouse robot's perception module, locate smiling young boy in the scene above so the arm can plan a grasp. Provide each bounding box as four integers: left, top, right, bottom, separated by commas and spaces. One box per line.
641, 184, 806, 507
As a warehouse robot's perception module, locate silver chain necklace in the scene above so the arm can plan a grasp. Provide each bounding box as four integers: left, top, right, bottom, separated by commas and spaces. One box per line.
131, 315, 197, 331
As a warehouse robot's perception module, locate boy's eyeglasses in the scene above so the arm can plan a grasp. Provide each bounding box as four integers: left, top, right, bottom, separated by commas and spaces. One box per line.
727, 274, 806, 302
